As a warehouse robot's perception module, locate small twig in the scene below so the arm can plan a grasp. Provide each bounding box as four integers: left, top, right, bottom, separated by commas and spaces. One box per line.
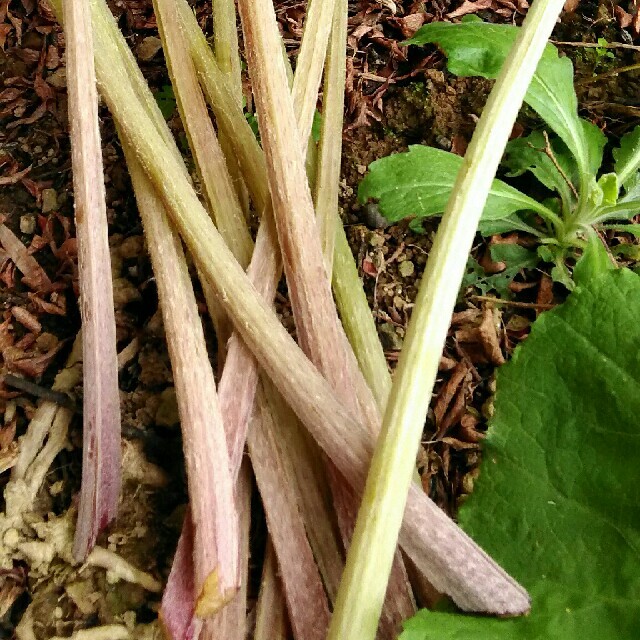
470, 295, 556, 310
551, 39, 640, 52
575, 63, 640, 86
2, 374, 75, 410
541, 130, 579, 201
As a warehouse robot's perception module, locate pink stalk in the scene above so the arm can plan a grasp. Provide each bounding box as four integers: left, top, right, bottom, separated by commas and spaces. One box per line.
151, 4, 331, 636
254, 540, 288, 640
62, 0, 121, 561
248, 387, 331, 640
201, 461, 252, 640
237, 0, 416, 632
86, 0, 529, 616
123, 146, 239, 616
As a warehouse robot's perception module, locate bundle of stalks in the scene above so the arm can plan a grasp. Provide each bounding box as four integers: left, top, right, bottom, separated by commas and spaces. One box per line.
47, 0, 562, 637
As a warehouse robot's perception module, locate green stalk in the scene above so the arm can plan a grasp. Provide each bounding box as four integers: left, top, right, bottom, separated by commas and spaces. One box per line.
314, 0, 347, 273
292, 0, 337, 156
211, 0, 250, 216
79, 0, 529, 615
327, 0, 567, 637
155, 0, 252, 266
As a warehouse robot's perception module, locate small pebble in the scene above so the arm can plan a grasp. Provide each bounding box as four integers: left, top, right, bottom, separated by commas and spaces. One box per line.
41, 188, 58, 213
399, 260, 415, 277
20, 214, 36, 234
363, 202, 390, 229
136, 36, 163, 61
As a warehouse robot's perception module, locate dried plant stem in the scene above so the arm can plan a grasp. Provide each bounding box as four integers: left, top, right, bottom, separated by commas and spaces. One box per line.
82, 0, 529, 614
62, 0, 121, 562
254, 541, 287, 640
122, 144, 239, 616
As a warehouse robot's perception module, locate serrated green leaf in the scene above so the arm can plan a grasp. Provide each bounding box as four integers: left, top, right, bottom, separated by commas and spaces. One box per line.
613, 125, 640, 190
358, 145, 551, 224
504, 131, 577, 209
400, 269, 640, 640
408, 22, 606, 179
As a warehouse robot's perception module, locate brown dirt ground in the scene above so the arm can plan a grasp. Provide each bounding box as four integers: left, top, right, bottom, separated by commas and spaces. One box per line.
0, 0, 638, 637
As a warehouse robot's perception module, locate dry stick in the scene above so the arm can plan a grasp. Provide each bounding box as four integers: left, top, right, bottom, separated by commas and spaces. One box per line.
254, 541, 288, 640
237, 0, 415, 632
150, 3, 330, 635
87, 0, 528, 614
122, 146, 239, 617
62, 0, 121, 561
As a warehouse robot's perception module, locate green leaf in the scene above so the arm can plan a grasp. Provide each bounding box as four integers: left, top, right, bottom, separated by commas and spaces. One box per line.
408, 21, 606, 179
400, 268, 640, 640
312, 109, 323, 143
504, 132, 577, 209
613, 125, 640, 190
154, 84, 177, 119
461, 257, 517, 299
489, 244, 538, 269
358, 146, 551, 225
573, 233, 614, 286
599, 223, 640, 238
597, 172, 619, 206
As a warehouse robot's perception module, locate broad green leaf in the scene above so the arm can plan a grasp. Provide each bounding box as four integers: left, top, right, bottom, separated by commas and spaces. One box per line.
401, 268, 640, 640
613, 125, 640, 189
504, 132, 577, 209
408, 21, 606, 179
358, 146, 551, 225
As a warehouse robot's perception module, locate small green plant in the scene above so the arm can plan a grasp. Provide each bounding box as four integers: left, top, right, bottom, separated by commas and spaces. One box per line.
359, 17, 640, 286
594, 36, 615, 66
154, 83, 177, 119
